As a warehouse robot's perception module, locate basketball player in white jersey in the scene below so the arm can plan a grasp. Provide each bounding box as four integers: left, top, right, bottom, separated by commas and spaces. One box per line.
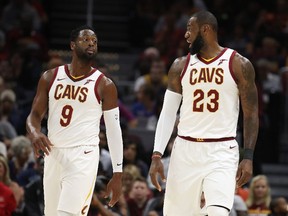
26, 26, 123, 216
149, 11, 259, 216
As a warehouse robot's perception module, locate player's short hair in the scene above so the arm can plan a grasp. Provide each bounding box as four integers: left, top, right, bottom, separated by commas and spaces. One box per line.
70, 25, 95, 42
192, 10, 218, 32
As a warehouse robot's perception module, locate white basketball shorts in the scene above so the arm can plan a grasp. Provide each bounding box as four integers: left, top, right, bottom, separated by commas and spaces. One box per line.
164, 136, 239, 216
43, 145, 99, 216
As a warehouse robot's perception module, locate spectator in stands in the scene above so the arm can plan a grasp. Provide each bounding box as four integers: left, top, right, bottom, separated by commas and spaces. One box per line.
230, 193, 248, 216
0, 155, 24, 213
118, 100, 138, 128
254, 58, 282, 163
0, 76, 6, 95
0, 89, 18, 153
0, 142, 7, 158
8, 135, 33, 183
153, 3, 188, 66
0, 47, 23, 88
236, 186, 250, 202
0, 89, 23, 134
27, 0, 49, 32
143, 194, 164, 216
225, 23, 253, 57
0, 0, 41, 32
0, 89, 17, 122
133, 47, 161, 79
126, 177, 152, 216
0, 117, 18, 155
269, 197, 288, 216
246, 175, 272, 216
123, 139, 149, 178
0, 181, 17, 216
131, 84, 159, 130
122, 164, 142, 199
88, 177, 123, 216
134, 58, 167, 96
22, 157, 44, 216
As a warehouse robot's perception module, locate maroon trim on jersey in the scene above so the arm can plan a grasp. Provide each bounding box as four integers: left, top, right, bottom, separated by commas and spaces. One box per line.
48, 67, 59, 92
197, 47, 228, 64
178, 135, 235, 142
180, 53, 190, 81
64, 64, 97, 81
94, 73, 104, 104
229, 50, 237, 83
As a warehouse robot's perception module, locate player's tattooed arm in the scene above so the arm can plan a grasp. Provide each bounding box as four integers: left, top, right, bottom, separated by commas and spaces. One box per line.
233, 53, 259, 187
234, 53, 259, 152
167, 56, 187, 94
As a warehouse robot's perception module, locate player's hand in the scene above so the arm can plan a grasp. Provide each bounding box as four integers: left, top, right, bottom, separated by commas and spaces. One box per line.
149, 156, 166, 192
236, 159, 253, 188
29, 132, 53, 157
105, 172, 122, 207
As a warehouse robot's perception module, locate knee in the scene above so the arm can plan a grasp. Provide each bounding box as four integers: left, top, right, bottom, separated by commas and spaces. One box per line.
206, 205, 229, 216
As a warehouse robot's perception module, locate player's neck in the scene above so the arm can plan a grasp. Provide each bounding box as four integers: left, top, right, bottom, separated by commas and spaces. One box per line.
199, 44, 223, 60
69, 61, 93, 77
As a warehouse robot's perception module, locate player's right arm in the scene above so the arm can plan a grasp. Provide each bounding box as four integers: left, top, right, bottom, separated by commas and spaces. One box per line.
149, 56, 186, 191
232, 53, 259, 187
97, 75, 123, 207
26, 70, 54, 157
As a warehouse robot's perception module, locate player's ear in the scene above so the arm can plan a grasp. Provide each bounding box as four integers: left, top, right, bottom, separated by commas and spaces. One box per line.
70, 41, 75, 50
202, 24, 209, 33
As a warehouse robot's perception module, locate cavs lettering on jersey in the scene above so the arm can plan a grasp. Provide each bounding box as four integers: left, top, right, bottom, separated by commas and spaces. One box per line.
48, 65, 104, 147
178, 48, 239, 139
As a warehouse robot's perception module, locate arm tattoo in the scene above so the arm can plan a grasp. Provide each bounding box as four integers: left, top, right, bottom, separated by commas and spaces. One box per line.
239, 57, 259, 152
167, 57, 185, 93
241, 58, 255, 81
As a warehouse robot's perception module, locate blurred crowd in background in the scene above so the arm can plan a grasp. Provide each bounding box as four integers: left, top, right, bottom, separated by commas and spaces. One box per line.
0, 0, 288, 215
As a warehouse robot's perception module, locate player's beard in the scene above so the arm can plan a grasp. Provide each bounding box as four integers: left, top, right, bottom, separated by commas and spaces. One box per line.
190, 32, 204, 55
75, 47, 97, 62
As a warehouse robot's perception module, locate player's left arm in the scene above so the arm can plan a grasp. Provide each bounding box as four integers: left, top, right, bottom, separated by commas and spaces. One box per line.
98, 76, 123, 207
232, 53, 259, 187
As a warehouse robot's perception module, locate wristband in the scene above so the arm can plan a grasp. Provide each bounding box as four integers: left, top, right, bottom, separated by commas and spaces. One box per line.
151, 154, 162, 159
243, 148, 254, 160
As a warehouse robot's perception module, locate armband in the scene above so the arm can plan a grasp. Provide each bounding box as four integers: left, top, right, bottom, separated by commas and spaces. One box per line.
103, 107, 123, 172
243, 148, 254, 160
153, 90, 182, 154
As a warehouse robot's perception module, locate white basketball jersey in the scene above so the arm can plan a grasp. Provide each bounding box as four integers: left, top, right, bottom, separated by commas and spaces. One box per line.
178, 48, 239, 138
48, 65, 104, 147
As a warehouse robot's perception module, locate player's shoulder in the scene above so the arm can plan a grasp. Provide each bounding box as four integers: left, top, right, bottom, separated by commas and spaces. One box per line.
98, 74, 117, 91
169, 55, 189, 73
230, 51, 255, 81
43, 64, 64, 75
41, 64, 65, 84
173, 55, 189, 66
231, 51, 251, 67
